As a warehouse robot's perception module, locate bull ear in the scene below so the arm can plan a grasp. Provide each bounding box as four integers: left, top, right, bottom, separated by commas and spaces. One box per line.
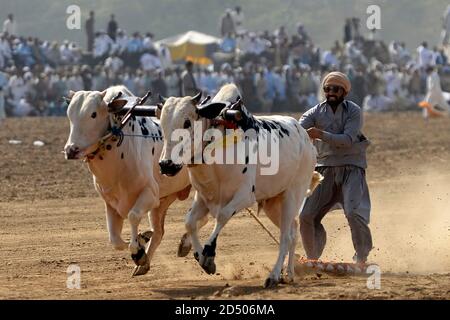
230, 97, 242, 110
191, 91, 202, 105
196, 102, 226, 119
107, 99, 128, 113
100, 90, 107, 98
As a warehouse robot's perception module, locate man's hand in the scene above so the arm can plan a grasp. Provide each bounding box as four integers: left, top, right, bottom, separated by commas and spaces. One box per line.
307, 127, 324, 140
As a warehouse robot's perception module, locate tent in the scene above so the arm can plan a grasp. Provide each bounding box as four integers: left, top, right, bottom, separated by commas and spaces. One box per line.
156, 30, 220, 65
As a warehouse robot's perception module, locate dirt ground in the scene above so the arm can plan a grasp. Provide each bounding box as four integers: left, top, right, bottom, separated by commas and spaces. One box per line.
0, 112, 449, 300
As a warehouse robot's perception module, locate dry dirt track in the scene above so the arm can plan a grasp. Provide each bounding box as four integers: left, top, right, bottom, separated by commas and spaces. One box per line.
0, 112, 449, 300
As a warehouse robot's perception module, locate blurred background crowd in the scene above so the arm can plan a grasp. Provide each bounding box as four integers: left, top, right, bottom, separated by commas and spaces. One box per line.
1, 5, 450, 118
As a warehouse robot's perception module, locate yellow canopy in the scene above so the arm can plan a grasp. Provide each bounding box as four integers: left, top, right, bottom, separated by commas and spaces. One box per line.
156, 30, 220, 65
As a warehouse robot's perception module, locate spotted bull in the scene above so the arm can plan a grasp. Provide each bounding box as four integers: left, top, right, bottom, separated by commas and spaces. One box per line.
64, 85, 191, 276
158, 84, 321, 287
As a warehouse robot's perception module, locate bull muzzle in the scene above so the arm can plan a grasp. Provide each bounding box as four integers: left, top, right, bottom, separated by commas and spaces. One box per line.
159, 159, 183, 176
64, 144, 81, 160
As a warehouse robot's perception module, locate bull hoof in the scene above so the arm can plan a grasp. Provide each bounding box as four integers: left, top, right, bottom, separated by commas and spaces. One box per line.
132, 263, 150, 277
131, 247, 148, 266
200, 256, 216, 275
177, 234, 192, 257
263, 277, 279, 289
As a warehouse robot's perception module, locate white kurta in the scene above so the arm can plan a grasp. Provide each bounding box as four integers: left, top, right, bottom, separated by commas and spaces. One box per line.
424, 72, 450, 116
0, 91, 5, 120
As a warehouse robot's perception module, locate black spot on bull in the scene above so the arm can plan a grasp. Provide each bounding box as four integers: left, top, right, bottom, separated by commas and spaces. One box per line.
202, 237, 217, 257
278, 124, 290, 136
106, 144, 112, 151
140, 122, 149, 136
268, 122, 277, 130
254, 119, 290, 138
230, 103, 291, 140
261, 121, 271, 132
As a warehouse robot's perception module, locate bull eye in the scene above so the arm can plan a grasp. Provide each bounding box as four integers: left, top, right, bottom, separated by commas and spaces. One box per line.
91, 112, 97, 119
183, 119, 191, 129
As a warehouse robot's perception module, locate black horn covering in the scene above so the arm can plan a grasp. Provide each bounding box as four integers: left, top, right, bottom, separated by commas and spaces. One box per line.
116, 105, 158, 117
108, 92, 158, 117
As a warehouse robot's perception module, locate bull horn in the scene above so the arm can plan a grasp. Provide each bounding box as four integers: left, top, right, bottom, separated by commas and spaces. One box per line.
159, 94, 167, 104
68, 90, 76, 99
200, 95, 211, 105
230, 98, 242, 110
191, 91, 202, 105
62, 96, 72, 105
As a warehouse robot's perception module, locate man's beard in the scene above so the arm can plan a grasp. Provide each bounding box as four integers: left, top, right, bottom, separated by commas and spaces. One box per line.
326, 96, 345, 108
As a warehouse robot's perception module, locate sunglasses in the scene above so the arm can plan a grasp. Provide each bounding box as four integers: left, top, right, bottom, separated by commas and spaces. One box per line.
323, 86, 342, 93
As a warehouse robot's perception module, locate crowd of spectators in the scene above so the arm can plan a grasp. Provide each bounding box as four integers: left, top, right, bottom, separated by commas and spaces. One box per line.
1, 7, 450, 119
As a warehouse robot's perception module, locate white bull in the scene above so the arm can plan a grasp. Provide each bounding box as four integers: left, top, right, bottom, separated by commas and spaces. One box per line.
158, 84, 321, 287
64, 85, 191, 275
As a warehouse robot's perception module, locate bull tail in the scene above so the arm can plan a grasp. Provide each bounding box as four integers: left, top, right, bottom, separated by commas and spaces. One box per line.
306, 171, 324, 197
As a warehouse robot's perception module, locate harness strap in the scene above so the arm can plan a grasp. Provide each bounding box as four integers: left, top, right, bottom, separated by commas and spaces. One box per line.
83, 92, 151, 162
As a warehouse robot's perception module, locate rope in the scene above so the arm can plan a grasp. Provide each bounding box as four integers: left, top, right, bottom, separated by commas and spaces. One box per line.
245, 208, 280, 246
122, 133, 163, 139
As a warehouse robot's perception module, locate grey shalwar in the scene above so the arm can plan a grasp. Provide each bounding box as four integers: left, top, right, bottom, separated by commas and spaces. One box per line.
299, 100, 373, 262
